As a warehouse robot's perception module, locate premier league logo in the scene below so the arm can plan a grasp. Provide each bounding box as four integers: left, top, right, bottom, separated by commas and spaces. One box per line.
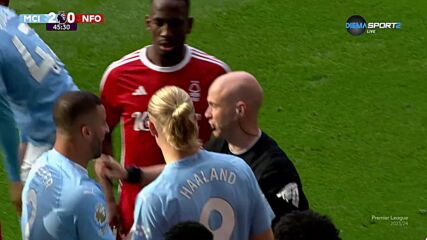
57, 11, 67, 23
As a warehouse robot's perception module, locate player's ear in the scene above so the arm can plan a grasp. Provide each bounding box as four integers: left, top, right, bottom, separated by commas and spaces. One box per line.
235, 101, 245, 117
145, 15, 151, 31
187, 17, 193, 34
81, 125, 92, 138
148, 121, 158, 138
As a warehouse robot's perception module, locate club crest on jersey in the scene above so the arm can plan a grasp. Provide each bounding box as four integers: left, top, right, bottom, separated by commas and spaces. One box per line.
94, 203, 107, 225
188, 80, 201, 102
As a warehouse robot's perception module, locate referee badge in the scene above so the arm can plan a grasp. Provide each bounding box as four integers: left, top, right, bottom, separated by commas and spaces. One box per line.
276, 182, 300, 208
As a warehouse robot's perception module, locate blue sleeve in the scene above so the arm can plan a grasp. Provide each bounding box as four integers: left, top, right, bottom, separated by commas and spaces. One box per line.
75, 184, 115, 240
20, 132, 29, 143
0, 79, 21, 182
246, 164, 275, 235
131, 192, 168, 240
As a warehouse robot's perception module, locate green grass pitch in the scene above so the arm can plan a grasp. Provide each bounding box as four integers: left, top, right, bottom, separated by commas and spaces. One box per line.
1, 0, 426, 239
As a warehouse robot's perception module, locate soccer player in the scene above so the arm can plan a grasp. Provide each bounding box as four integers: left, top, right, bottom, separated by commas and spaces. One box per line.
205, 71, 309, 226
21, 91, 114, 240
0, 1, 78, 214
99, 86, 274, 240
274, 210, 341, 240
98, 0, 229, 234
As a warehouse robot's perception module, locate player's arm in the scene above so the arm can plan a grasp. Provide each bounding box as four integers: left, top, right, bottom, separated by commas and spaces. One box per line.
96, 157, 164, 187
75, 186, 115, 240
259, 159, 309, 225
99, 66, 122, 157
97, 66, 123, 226
0, 93, 23, 215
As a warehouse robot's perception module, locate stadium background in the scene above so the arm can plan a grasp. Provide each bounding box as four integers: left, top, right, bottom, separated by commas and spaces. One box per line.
1, 0, 426, 239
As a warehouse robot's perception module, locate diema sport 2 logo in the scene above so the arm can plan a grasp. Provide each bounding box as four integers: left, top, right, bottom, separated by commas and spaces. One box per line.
346, 15, 401, 36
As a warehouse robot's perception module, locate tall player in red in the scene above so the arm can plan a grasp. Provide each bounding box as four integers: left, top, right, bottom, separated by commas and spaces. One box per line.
98, 0, 229, 235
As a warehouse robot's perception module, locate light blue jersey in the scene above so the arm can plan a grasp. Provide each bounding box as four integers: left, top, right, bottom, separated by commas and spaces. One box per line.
0, 6, 78, 181
130, 150, 274, 240
21, 149, 114, 240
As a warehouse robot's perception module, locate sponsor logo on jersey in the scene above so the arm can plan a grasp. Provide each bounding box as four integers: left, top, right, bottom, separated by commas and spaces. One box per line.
188, 80, 201, 102
36, 166, 53, 189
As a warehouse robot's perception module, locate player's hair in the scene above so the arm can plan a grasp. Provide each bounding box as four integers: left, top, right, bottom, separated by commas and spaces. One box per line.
165, 221, 213, 240
148, 86, 201, 152
0, 0, 10, 7
53, 91, 102, 133
150, 0, 190, 13
274, 210, 341, 240
151, 0, 189, 7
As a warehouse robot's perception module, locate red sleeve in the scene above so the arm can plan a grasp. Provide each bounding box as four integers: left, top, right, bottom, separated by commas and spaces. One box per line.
100, 65, 121, 130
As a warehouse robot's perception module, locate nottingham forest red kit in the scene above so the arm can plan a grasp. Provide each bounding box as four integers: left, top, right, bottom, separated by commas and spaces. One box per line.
100, 44, 229, 233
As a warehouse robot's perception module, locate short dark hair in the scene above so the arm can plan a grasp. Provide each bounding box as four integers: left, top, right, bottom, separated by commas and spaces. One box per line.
274, 210, 341, 240
53, 91, 102, 133
165, 221, 213, 240
151, 0, 190, 7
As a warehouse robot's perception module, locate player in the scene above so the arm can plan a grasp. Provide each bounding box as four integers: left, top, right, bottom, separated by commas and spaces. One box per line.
21, 91, 114, 239
0, 1, 78, 214
205, 71, 309, 226
98, 86, 274, 240
98, 0, 229, 234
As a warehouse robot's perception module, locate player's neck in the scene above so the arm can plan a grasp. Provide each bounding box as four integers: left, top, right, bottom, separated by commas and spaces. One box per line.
161, 145, 199, 164
147, 45, 186, 67
227, 128, 261, 155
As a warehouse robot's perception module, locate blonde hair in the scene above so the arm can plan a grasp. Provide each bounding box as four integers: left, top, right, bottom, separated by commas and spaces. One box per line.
148, 86, 201, 151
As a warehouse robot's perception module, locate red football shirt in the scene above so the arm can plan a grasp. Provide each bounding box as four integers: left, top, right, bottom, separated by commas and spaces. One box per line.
100, 44, 229, 233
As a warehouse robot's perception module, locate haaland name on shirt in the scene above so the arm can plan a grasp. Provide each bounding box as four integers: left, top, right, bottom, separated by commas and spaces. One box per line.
180, 167, 237, 200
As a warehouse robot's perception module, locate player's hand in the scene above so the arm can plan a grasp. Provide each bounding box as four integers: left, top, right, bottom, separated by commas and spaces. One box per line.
9, 181, 23, 215
95, 154, 127, 181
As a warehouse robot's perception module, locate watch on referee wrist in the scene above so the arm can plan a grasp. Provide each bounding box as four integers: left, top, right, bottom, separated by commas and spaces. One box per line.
125, 166, 143, 184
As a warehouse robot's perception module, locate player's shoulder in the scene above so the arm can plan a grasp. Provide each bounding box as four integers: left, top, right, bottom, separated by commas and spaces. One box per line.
0, 6, 17, 23
188, 45, 230, 72
63, 178, 105, 209
107, 48, 142, 71
0, 6, 17, 39
137, 184, 171, 211
100, 48, 144, 89
202, 150, 252, 173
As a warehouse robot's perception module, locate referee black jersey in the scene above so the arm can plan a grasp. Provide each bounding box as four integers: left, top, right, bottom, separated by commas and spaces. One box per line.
206, 131, 309, 226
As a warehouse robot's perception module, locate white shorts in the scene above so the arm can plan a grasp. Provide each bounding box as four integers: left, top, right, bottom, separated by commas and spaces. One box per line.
20, 143, 51, 181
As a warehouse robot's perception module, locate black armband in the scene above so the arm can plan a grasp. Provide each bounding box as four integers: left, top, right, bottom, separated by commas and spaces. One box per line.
126, 166, 143, 184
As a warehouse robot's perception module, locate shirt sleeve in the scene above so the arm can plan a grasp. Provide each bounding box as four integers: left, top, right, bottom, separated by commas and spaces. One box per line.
130, 192, 168, 240
0, 76, 21, 182
258, 156, 309, 225
245, 164, 275, 236
75, 185, 115, 240
100, 65, 121, 130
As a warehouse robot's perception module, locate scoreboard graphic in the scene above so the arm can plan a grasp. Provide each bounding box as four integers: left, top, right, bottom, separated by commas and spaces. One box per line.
18, 11, 104, 31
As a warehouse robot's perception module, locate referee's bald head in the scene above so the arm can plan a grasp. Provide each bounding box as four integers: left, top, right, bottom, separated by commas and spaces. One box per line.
209, 71, 263, 114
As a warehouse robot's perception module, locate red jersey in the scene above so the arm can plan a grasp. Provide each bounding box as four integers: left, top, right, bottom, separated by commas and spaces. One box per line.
100, 44, 229, 233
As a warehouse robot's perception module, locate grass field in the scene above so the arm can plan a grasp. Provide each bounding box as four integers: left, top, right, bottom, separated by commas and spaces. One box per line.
1, 0, 426, 239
